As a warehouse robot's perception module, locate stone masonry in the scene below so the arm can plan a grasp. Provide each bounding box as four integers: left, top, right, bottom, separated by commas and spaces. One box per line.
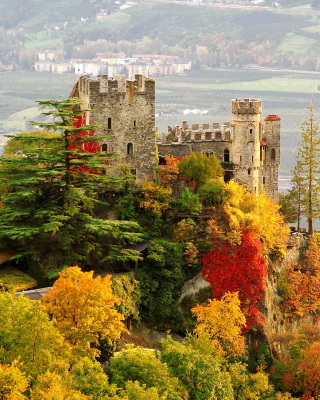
70, 76, 280, 201
70, 74, 157, 181
158, 98, 280, 201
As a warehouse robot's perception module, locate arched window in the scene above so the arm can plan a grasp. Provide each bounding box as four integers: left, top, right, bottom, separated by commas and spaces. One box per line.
224, 149, 230, 163
133, 120, 137, 127
127, 142, 133, 155
107, 117, 112, 130
248, 169, 251, 175
102, 143, 108, 152
271, 148, 276, 160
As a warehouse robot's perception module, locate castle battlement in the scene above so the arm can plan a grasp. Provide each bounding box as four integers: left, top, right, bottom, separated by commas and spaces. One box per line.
231, 99, 262, 115
76, 74, 155, 98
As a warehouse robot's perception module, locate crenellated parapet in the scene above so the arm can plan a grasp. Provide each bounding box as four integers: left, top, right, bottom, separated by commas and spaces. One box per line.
231, 98, 262, 115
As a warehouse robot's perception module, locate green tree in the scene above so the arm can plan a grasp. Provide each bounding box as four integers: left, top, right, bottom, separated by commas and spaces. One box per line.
294, 106, 320, 234
0, 293, 70, 380
161, 334, 234, 400
0, 98, 142, 268
108, 345, 184, 400
178, 152, 223, 187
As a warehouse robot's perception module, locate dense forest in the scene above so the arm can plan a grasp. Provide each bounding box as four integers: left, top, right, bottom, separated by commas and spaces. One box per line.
1, 97, 320, 398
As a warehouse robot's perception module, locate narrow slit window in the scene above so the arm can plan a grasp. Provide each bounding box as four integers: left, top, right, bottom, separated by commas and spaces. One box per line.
127, 143, 133, 155
107, 117, 112, 130
102, 143, 108, 152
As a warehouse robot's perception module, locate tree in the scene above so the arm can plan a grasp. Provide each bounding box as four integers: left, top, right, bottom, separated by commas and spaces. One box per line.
161, 334, 234, 400
0, 98, 142, 268
201, 231, 267, 329
42, 266, 125, 359
178, 152, 224, 187
108, 345, 184, 400
191, 292, 246, 357
293, 105, 320, 234
0, 361, 29, 400
0, 292, 70, 380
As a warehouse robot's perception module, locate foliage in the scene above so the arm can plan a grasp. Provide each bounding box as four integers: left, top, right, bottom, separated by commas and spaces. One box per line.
201, 231, 267, 329
111, 273, 141, 326
293, 106, 320, 234
70, 357, 112, 399
161, 334, 234, 400
178, 152, 223, 187
0, 361, 29, 400
198, 178, 226, 206
173, 218, 199, 243
116, 192, 139, 221
223, 180, 289, 254
279, 191, 299, 224
159, 156, 180, 188
180, 188, 202, 216
192, 292, 246, 357
0, 98, 142, 268
0, 267, 37, 291
30, 371, 90, 400
108, 345, 184, 400
42, 266, 125, 359
0, 292, 70, 380
133, 241, 188, 330
139, 179, 172, 217
228, 362, 274, 400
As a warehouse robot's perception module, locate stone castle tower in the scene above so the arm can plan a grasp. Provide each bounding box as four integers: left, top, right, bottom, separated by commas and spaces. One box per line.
158, 98, 280, 201
69, 74, 157, 181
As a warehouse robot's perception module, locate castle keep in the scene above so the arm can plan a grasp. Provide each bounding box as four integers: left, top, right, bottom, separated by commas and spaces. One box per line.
70, 74, 157, 181
70, 75, 280, 201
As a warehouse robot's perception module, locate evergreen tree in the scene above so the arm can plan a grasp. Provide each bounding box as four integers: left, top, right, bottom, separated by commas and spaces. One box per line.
0, 98, 142, 269
294, 105, 320, 234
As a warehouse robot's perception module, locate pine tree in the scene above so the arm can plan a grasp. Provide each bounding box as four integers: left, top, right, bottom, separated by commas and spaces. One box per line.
0, 98, 142, 269
294, 105, 320, 235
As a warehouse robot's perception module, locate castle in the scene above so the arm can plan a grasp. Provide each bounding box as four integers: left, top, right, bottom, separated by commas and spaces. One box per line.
70, 75, 280, 201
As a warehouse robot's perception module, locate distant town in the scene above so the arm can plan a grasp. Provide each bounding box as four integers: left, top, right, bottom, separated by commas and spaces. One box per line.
34, 51, 193, 78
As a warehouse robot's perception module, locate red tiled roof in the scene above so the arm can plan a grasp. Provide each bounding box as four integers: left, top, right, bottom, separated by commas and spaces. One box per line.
264, 114, 281, 121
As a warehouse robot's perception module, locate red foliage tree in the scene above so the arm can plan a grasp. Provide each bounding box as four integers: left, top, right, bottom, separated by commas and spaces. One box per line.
202, 230, 267, 329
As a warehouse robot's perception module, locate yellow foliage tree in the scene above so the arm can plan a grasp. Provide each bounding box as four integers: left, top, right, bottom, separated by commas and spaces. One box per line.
30, 371, 90, 400
223, 180, 289, 254
42, 266, 125, 359
140, 179, 172, 217
0, 361, 29, 400
191, 292, 246, 357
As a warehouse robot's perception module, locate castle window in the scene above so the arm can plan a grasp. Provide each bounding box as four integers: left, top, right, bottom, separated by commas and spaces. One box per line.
224, 149, 230, 163
102, 143, 108, 152
127, 142, 134, 155
240, 156, 242, 163
215, 131, 222, 140
133, 120, 137, 127
248, 169, 251, 175
263, 177, 266, 185
249, 127, 253, 135
271, 148, 276, 160
130, 168, 137, 176
107, 117, 112, 130
252, 155, 253, 162
205, 132, 212, 140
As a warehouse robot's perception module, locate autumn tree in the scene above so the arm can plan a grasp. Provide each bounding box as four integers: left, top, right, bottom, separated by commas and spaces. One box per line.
293, 105, 320, 234
223, 180, 289, 254
0, 361, 29, 400
0, 292, 70, 380
201, 231, 267, 329
158, 156, 180, 188
191, 292, 246, 357
161, 334, 234, 400
178, 151, 224, 187
0, 98, 142, 269
42, 266, 125, 359
108, 345, 184, 400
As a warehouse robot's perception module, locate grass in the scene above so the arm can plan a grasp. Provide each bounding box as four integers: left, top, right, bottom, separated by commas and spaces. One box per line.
276, 32, 317, 54
0, 267, 37, 291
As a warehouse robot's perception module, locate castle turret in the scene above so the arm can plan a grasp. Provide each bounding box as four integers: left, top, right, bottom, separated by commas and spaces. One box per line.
231, 99, 262, 194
